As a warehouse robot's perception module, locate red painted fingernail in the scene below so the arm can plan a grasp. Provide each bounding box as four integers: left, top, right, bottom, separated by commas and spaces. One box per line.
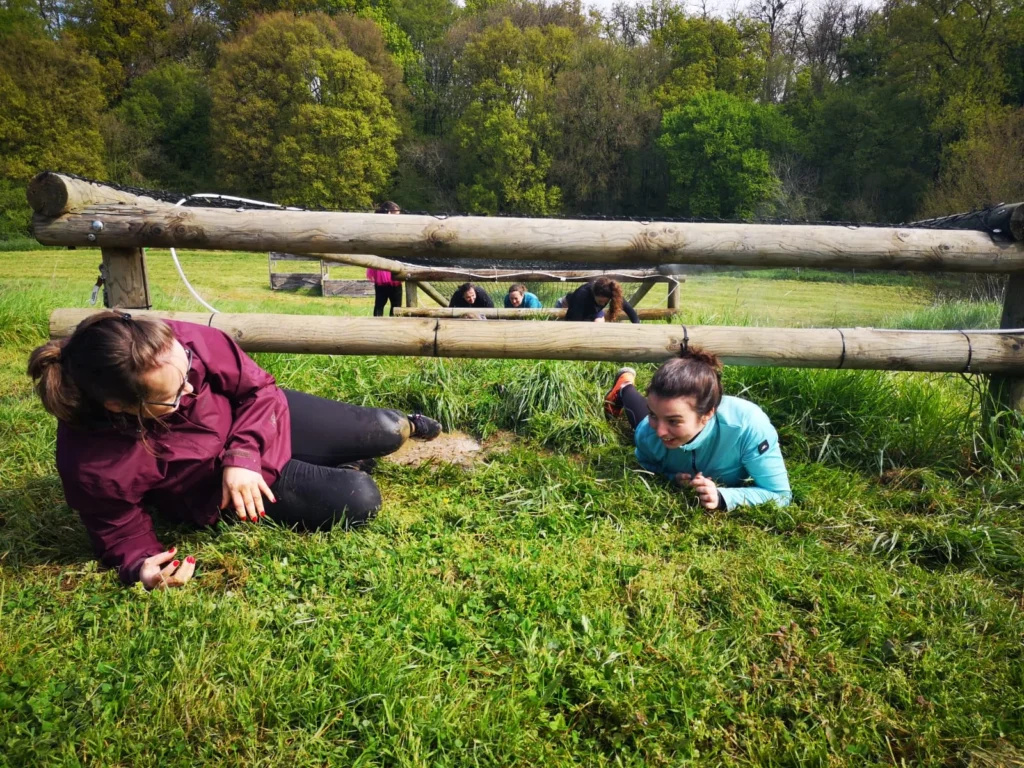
259, 510, 266, 518
186, 556, 195, 564
171, 560, 180, 568
168, 547, 176, 554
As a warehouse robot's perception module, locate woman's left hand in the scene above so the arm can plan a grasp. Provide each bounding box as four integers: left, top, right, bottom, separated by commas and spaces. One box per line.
689, 473, 720, 510
221, 466, 276, 522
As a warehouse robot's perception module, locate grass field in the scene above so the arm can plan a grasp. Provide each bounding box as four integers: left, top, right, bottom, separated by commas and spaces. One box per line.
1, 249, 1023, 766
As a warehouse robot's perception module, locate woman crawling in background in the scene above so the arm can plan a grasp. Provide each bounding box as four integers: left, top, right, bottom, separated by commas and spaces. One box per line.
504, 284, 542, 309
450, 282, 495, 309
603, 348, 791, 511
563, 277, 640, 323
27, 311, 442, 590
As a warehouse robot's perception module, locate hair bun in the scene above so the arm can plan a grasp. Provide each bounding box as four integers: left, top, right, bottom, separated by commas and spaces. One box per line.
680, 345, 723, 372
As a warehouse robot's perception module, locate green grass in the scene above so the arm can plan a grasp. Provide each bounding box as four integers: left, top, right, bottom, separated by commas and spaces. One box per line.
2, 249, 1024, 766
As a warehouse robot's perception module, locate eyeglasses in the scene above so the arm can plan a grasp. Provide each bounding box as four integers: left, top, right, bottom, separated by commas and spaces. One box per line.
143, 348, 193, 411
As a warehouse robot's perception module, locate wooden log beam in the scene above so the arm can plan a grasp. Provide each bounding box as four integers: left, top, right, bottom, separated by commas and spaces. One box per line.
397, 269, 666, 283
27, 172, 171, 217
393, 307, 679, 320
405, 281, 419, 307
50, 308, 1024, 373
417, 281, 450, 308
32, 203, 1024, 272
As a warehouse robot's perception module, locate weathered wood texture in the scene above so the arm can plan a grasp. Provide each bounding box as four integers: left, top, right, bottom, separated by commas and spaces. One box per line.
27, 172, 173, 217
33, 203, 1024, 272
417, 280, 450, 307
100, 247, 151, 308
396, 269, 669, 283
50, 308, 1024, 373
667, 280, 680, 310
405, 281, 419, 307
270, 273, 323, 291
322, 280, 377, 298
393, 307, 679, 320
988, 272, 1024, 411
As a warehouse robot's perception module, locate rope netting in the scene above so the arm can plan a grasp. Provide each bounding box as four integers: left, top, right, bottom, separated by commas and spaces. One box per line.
427, 281, 590, 308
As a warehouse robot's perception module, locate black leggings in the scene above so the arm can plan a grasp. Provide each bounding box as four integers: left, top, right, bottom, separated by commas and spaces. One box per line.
621, 384, 650, 432
373, 284, 403, 317
264, 389, 409, 531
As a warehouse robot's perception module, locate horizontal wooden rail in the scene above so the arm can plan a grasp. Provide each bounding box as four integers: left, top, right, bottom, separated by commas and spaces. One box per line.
50, 309, 1024, 373
29, 174, 1024, 272
393, 307, 678, 320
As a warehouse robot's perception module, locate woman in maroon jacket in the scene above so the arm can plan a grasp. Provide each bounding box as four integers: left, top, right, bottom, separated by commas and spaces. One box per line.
27, 311, 441, 590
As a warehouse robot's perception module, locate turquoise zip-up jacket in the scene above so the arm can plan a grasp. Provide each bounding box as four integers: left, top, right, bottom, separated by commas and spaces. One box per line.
504, 291, 542, 309
634, 395, 791, 510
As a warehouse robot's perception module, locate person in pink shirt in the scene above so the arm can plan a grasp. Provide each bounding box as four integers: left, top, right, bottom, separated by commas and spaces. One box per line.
368, 201, 403, 316
27, 311, 441, 590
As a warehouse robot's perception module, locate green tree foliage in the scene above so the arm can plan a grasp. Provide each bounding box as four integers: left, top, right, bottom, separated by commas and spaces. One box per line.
797, 83, 937, 222
658, 89, 793, 218
922, 107, 1024, 216
654, 14, 763, 105
211, 12, 399, 209
0, 17, 105, 235
63, 0, 169, 94
452, 18, 571, 214
551, 39, 666, 214
108, 62, 213, 190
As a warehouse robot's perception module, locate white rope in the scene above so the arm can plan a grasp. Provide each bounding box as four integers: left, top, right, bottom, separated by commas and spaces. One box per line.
169, 198, 219, 313
165, 192, 298, 314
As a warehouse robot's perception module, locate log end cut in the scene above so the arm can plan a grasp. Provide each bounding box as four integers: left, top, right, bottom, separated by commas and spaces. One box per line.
26, 172, 72, 218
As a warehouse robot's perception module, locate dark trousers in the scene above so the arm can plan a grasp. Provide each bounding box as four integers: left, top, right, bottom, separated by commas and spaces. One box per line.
621, 384, 650, 432
373, 284, 404, 317
265, 389, 408, 531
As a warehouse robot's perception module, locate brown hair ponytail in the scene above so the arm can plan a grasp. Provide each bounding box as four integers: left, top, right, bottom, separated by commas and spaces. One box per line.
591, 277, 624, 322
27, 340, 80, 424
26, 311, 174, 426
647, 346, 723, 416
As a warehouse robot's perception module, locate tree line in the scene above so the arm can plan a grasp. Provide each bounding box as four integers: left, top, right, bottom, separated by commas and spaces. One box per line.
2, 0, 1024, 239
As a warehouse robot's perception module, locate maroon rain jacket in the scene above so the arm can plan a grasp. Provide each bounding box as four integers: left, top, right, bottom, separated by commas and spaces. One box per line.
55, 320, 292, 585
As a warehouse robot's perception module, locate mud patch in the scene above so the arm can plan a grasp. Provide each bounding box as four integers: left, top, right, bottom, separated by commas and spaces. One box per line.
385, 431, 488, 468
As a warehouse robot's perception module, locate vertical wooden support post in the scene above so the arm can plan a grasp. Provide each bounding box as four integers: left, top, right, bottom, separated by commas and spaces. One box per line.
101, 247, 151, 309
988, 273, 1024, 415
405, 281, 419, 307
666, 279, 680, 310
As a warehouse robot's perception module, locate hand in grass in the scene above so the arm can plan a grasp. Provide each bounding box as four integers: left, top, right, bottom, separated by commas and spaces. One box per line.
674, 472, 721, 510
221, 466, 275, 522
140, 549, 197, 590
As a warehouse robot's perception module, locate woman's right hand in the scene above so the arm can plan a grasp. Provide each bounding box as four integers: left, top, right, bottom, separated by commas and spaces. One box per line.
140, 549, 197, 590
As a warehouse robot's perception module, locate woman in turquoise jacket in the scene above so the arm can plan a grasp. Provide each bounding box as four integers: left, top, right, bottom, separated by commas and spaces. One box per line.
604, 349, 791, 511
504, 283, 543, 309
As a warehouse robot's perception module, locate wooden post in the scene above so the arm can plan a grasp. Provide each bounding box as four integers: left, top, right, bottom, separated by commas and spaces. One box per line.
405, 281, 419, 307
987, 273, 1024, 414
667, 279, 680, 310
101, 247, 151, 309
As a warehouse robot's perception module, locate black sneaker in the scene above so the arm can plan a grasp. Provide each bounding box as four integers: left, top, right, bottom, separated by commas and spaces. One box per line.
408, 413, 442, 441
